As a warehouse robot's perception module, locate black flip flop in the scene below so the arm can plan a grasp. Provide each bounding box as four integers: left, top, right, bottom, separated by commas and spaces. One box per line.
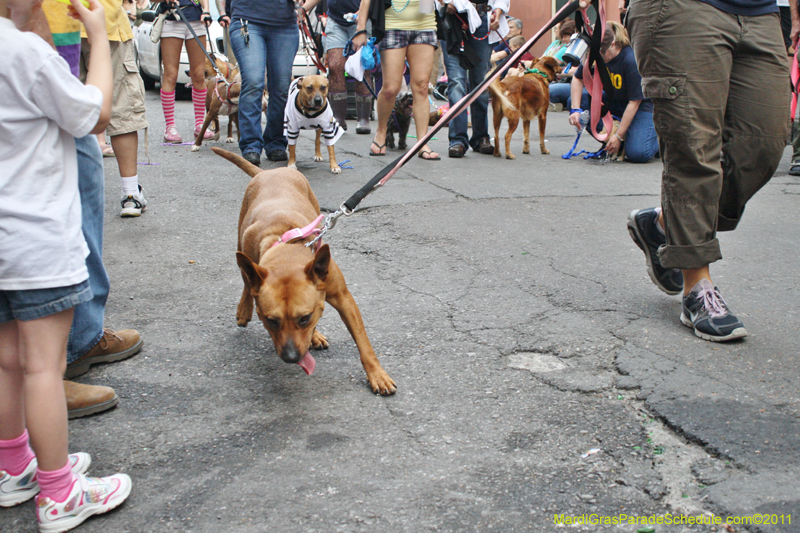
369, 141, 386, 156
418, 150, 441, 161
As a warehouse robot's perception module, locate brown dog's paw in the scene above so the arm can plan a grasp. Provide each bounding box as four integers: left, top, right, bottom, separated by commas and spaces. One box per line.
541, 147, 550, 155
505, 153, 516, 160
330, 166, 342, 174
311, 329, 329, 349
367, 370, 397, 396
314, 155, 324, 162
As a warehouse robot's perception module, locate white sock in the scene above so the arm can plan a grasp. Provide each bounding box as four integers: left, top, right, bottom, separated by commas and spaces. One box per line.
654, 207, 665, 236
121, 175, 139, 197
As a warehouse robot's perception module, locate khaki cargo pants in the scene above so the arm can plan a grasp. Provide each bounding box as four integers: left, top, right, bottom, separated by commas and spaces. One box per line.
627, 0, 789, 269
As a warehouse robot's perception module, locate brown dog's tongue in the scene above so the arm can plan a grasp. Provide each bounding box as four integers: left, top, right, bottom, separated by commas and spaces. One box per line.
298, 352, 316, 375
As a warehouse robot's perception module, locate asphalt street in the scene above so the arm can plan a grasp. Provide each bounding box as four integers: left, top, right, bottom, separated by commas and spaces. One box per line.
3, 90, 798, 533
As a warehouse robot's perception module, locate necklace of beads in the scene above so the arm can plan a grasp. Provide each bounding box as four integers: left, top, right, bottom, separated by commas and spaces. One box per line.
390, 0, 410, 13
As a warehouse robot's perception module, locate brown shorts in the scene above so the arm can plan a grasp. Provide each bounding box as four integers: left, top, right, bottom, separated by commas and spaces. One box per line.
80, 39, 148, 136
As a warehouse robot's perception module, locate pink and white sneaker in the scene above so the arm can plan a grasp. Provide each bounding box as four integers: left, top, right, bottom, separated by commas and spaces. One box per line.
195, 124, 214, 140
0, 453, 91, 508
163, 126, 183, 143
37, 472, 132, 533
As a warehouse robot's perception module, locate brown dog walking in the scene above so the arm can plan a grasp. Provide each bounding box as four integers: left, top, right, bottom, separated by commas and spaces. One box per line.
211, 147, 396, 395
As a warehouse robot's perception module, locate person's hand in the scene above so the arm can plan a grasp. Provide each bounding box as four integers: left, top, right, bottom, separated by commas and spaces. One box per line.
618, 0, 626, 13
218, 13, 230, 27
568, 110, 582, 132
351, 30, 368, 51
606, 132, 622, 154
446, 2, 456, 14
68, 0, 107, 44
201, 10, 212, 26
489, 8, 501, 32
792, 19, 800, 49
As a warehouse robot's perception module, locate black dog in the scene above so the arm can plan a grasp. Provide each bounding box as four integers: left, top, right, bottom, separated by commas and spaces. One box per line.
386, 91, 413, 150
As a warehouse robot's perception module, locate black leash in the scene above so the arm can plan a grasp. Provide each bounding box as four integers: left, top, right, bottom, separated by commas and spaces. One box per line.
306, 0, 594, 249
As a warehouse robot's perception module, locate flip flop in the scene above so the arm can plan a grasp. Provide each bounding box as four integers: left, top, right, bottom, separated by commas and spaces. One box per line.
418, 150, 440, 161
101, 143, 115, 158
369, 141, 386, 156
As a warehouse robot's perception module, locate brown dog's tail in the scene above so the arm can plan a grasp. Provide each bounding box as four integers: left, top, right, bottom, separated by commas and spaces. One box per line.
486, 67, 517, 112
211, 147, 261, 178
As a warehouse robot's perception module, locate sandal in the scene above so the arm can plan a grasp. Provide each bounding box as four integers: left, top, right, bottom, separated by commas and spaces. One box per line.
418, 149, 440, 161
369, 140, 386, 156
101, 143, 115, 158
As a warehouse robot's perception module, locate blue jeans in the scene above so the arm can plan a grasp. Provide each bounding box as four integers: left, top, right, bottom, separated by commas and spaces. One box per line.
622, 109, 658, 163
440, 14, 491, 151
229, 20, 299, 156
67, 135, 109, 363
549, 82, 590, 110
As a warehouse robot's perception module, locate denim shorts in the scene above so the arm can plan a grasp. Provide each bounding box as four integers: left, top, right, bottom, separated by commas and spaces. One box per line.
379, 29, 438, 50
0, 280, 92, 323
325, 18, 373, 51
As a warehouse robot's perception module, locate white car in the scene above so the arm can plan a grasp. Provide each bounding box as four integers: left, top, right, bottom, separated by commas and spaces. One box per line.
134, 5, 321, 93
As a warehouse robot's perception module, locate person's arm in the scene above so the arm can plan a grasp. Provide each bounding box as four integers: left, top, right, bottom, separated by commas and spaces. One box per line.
605, 98, 640, 154
198, 0, 211, 27
568, 74, 585, 131
487, 0, 507, 32
352, 0, 372, 49
791, 0, 800, 48
215, 0, 229, 27
302, 0, 322, 13
70, 0, 113, 132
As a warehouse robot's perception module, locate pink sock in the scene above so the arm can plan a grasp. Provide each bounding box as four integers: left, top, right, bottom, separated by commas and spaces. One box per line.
0, 430, 36, 476
161, 89, 176, 128
37, 462, 75, 503
192, 87, 207, 128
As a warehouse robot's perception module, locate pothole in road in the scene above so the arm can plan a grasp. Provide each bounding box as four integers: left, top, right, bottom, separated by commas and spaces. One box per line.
507, 352, 568, 373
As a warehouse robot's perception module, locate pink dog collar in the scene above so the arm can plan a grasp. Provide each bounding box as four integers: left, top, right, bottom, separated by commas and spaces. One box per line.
271, 214, 325, 251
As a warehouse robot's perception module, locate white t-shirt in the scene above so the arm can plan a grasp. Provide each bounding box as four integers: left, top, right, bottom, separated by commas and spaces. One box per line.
0, 19, 103, 290
283, 79, 344, 147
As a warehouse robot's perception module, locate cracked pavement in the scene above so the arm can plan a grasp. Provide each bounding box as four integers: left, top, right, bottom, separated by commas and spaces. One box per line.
4, 93, 798, 533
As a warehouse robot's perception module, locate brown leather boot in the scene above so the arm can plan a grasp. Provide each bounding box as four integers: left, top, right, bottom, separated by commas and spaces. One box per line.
64, 381, 119, 419
65, 328, 143, 379
330, 92, 348, 131
355, 94, 373, 135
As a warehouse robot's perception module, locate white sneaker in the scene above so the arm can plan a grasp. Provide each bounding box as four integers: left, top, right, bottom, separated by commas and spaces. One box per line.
120, 185, 147, 218
0, 453, 91, 508
37, 472, 132, 533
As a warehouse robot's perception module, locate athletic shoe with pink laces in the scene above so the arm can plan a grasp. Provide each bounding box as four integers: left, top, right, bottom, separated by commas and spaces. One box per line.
163, 126, 183, 143
0, 453, 91, 508
37, 472, 131, 533
195, 124, 214, 140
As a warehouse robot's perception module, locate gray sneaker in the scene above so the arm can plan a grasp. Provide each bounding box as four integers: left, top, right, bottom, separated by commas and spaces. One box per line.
120, 185, 147, 217
789, 161, 800, 176
680, 279, 748, 342
627, 208, 683, 295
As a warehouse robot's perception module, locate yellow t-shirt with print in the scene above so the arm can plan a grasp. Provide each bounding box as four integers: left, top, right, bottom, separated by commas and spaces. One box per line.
79, 0, 133, 42
385, 0, 436, 31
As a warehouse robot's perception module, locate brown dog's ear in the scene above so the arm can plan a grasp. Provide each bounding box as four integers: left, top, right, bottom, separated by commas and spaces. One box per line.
305, 244, 330, 284
236, 252, 268, 293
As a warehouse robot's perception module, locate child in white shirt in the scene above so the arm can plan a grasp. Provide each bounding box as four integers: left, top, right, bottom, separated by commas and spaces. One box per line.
0, 0, 132, 530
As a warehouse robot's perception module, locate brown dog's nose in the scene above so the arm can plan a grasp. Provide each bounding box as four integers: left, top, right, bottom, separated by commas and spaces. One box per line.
313, 96, 323, 107
279, 342, 304, 364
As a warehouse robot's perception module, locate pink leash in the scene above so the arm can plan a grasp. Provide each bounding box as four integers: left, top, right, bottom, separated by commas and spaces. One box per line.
792, 49, 799, 124
577, 2, 613, 142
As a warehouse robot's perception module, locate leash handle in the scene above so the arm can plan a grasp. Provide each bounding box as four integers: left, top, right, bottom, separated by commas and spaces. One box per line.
342, 0, 585, 213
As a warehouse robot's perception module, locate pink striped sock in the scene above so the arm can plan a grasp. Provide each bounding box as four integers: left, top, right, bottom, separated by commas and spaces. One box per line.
37, 462, 75, 503
192, 87, 207, 128
0, 430, 36, 476
161, 89, 176, 128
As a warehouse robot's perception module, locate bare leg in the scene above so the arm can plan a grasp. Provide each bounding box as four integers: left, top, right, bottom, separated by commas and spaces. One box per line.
372, 47, 408, 154
109, 131, 138, 178
406, 43, 438, 158
13, 310, 73, 471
